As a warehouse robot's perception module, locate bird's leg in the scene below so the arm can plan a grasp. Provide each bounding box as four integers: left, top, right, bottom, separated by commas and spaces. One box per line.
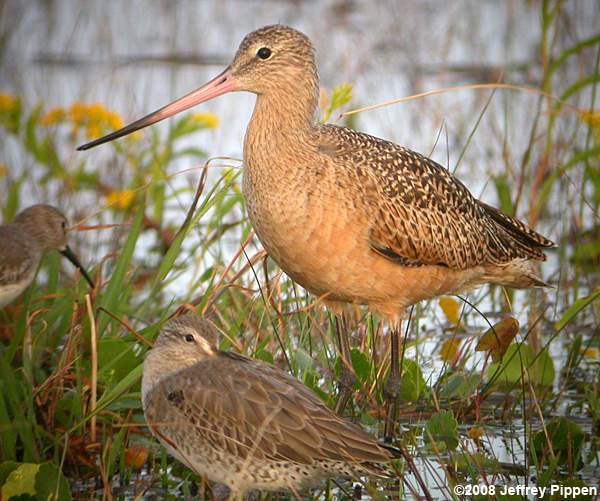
334, 314, 356, 414
384, 326, 401, 442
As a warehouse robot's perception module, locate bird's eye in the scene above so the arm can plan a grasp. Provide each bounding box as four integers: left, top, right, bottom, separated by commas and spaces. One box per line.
257, 47, 272, 60
184, 334, 195, 343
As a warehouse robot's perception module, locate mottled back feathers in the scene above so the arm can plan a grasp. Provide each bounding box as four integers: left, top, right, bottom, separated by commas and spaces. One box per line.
318, 124, 555, 269
144, 349, 393, 468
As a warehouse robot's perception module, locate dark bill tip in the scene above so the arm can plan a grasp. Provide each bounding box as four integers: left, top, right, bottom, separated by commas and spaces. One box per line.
61, 246, 95, 289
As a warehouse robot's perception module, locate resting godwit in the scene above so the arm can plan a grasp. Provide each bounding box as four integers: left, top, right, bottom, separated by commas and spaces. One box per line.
0, 204, 94, 308
79, 25, 555, 438
142, 315, 397, 498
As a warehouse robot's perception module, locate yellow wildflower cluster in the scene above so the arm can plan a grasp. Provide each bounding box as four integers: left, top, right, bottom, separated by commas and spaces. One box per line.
106, 190, 135, 210
0, 92, 21, 133
580, 110, 600, 142
40, 102, 126, 140
581, 346, 599, 360
39, 108, 66, 127
190, 112, 220, 130
0, 93, 18, 114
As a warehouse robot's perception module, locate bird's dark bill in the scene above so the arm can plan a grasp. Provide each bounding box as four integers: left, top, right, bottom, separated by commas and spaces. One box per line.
60, 246, 95, 288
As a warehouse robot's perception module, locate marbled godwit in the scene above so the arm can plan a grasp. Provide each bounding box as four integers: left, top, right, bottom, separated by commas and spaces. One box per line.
79, 25, 555, 438
142, 315, 397, 498
0, 204, 94, 308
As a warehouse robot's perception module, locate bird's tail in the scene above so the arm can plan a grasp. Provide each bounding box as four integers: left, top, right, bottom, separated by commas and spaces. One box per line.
481, 258, 552, 288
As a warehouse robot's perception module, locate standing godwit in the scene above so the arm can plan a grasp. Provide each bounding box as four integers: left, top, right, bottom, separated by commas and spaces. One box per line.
142, 315, 397, 498
79, 25, 555, 438
0, 204, 94, 308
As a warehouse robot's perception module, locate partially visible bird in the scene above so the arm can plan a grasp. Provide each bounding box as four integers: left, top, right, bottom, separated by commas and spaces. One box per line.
0, 204, 94, 308
142, 315, 397, 498
80, 25, 555, 438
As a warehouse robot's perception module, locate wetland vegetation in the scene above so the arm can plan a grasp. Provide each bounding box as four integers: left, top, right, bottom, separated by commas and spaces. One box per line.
0, 0, 599, 499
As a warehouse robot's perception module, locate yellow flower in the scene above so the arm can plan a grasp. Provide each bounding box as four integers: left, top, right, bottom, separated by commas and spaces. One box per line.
580, 110, 600, 128
0, 93, 17, 113
106, 190, 135, 210
86, 124, 102, 140
467, 427, 485, 441
581, 347, 599, 360
580, 111, 600, 142
40, 107, 67, 127
87, 103, 106, 121
66, 102, 125, 139
69, 102, 88, 126
106, 111, 124, 130
191, 112, 219, 129
0, 164, 7, 179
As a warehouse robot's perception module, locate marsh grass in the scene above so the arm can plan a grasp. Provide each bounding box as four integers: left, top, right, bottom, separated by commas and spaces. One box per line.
1, 1, 599, 499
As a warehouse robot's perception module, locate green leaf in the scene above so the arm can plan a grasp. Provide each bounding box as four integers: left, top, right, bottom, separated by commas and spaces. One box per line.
425, 410, 459, 451
439, 373, 480, 400
0, 462, 70, 501
555, 288, 600, 332
0, 462, 20, 487
35, 463, 72, 501
254, 349, 274, 364
97, 337, 141, 385
530, 347, 555, 387
322, 83, 353, 122
399, 359, 426, 401
486, 343, 555, 388
532, 417, 585, 471
492, 174, 514, 216
350, 348, 370, 385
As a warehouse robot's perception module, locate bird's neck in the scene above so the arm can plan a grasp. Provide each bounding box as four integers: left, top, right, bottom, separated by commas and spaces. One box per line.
141, 348, 204, 405
244, 86, 318, 161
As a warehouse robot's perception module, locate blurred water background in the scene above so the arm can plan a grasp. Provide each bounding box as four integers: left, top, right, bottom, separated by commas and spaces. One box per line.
1, 2, 599, 498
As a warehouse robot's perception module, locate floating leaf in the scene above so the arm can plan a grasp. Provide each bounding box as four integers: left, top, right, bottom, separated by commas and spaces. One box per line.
439, 297, 461, 325
425, 410, 459, 451
476, 317, 519, 362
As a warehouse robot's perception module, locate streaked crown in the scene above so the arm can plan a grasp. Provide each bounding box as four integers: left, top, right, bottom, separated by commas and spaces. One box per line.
153, 315, 218, 360
229, 25, 318, 97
